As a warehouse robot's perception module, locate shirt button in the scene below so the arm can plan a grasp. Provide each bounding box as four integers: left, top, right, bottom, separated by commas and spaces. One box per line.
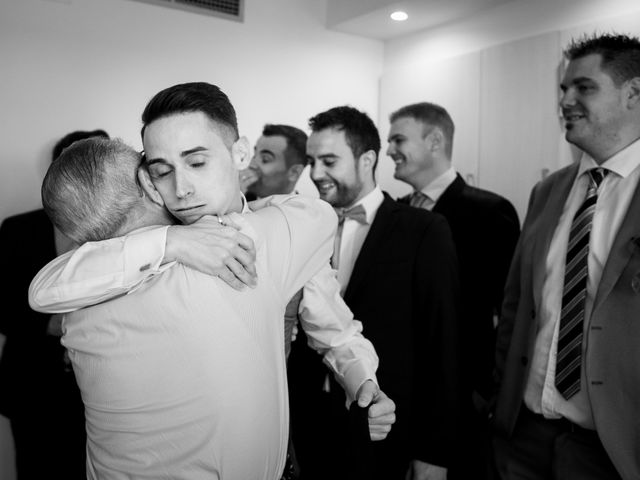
530, 309, 536, 319
521, 356, 528, 366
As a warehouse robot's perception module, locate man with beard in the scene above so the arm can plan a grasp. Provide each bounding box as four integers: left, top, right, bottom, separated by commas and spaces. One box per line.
493, 33, 640, 480
290, 105, 462, 480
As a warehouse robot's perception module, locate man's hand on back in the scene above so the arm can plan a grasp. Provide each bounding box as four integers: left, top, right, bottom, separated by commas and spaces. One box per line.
166, 216, 257, 290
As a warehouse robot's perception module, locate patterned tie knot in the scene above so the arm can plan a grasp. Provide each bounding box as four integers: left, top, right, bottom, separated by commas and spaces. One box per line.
410, 191, 431, 209
587, 168, 608, 194
336, 204, 367, 225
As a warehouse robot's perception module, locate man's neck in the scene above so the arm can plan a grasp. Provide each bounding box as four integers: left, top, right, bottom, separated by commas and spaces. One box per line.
412, 160, 451, 191
345, 183, 376, 209
584, 130, 640, 165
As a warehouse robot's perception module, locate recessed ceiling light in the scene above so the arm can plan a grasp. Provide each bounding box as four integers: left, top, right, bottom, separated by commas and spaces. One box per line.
390, 11, 408, 21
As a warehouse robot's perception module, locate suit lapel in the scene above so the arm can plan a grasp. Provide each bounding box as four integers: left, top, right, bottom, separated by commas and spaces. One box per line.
343, 194, 396, 303
433, 174, 465, 215
530, 165, 579, 308
593, 176, 640, 311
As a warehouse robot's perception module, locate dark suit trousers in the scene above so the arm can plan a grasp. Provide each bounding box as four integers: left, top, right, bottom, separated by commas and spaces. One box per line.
493, 406, 621, 480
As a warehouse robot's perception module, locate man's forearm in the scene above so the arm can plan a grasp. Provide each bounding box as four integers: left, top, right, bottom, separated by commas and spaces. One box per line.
298, 265, 379, 401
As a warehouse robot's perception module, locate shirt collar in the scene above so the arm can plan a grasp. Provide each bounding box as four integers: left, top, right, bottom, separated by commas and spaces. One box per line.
240, 193, 250, 213
578, 136, 640, 179
419, 165, 456, 203
349, 185, 384, 224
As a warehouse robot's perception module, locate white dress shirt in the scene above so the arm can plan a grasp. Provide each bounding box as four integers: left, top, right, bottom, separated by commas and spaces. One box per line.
53, 196, 335, 480
334, 186, 384, 295
524, 138, 640, 428
29, 195, 378, 401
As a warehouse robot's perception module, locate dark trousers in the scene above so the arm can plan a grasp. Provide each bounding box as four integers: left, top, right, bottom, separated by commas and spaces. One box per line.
493, 405, 621, 480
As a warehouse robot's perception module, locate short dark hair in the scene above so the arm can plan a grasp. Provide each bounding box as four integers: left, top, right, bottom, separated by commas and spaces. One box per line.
42, 138, 142, 244
52, 129, 109, 162
141, 82, 239, 145
262, 124, 308, 167
564, 33, 640, 86
389, 102, 455, 158
308, 106, 381, 171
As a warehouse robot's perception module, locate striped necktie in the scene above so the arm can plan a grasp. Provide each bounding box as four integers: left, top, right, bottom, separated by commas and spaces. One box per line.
410, 191, 431, 210
555, 167, 608, 400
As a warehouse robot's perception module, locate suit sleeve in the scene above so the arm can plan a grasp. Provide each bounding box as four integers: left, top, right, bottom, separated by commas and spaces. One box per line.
494, 183, 538, 391
411, 213, 462, 468
488, 199, 521, 319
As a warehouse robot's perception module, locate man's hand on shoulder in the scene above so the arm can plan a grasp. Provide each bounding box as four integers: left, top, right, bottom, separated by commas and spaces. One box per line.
166, 216, 257, 290
356, 380, 396, 441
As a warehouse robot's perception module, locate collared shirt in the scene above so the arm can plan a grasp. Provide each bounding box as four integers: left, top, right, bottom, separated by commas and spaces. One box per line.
44, 196, 335, 479
524, 138, 640, 428
29, 194, 378, 401
334, 186, 384, 295
414, 166, 457, 210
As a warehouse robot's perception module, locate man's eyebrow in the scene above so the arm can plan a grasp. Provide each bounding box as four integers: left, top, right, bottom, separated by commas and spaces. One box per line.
181, 146, 208, 157
317, 153, 339, 160
259, 148, 275, 157
560, 76, 594, 90
145, 146, 208, 166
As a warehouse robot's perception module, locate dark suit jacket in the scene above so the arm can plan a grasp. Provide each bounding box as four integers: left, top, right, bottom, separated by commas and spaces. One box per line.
0, 209, 85, 479
494, 163, 640, 479
289, 193, 462, 478
401, 174, 520, 404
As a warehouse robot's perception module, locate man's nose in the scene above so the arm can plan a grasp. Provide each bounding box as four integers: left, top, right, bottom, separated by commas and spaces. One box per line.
386, 142, 395, 157
559, 88, 575, 109
174, 171, 194, 199
309, 162, 324, 180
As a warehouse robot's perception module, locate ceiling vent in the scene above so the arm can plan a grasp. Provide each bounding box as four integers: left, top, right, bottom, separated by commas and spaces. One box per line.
131, 0, 244, 22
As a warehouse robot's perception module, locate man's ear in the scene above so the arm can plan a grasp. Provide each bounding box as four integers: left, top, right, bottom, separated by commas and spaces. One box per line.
359, 150, 377, 174
427, 128, 444, 153
625, 77, 640, 108
232, 136, 251, 170
137, 167, 164, 207
287, 164, 304, 183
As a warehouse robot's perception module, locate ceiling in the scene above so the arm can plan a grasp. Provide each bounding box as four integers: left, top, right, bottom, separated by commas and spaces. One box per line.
326, 0, 519, 41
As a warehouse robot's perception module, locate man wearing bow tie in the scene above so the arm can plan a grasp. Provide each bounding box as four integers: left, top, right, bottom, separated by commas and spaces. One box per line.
293, 106, 462, 480
493, 33, 640, 480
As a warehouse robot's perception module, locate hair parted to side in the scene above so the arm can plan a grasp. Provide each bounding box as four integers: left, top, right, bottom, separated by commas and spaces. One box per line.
52, 129, 110, 162
565, 33, 640, 86
389, 102, 455, 158
42, 138, 143, 244
262, 124, 308, 168
308, 106, 381, 171
141, 82, 239, 146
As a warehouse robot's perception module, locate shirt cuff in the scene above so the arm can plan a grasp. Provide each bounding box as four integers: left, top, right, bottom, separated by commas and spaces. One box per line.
342, 361, 378, 405
123, 226, 174, 289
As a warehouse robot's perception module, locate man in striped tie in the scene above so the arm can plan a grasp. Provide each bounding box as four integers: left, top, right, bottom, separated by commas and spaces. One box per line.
493, 33, 640, 480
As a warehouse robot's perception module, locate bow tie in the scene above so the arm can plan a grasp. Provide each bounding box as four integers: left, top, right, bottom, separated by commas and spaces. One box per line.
336, 204, 367, 225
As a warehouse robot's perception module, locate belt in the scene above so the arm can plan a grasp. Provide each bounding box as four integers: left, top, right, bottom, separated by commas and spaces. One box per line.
520, 404, 598, 438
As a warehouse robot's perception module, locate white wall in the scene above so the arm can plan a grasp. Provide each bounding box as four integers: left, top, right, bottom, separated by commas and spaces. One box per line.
377, 0, 640, 219
0, 1, 383, 478
0, 0, 383, 222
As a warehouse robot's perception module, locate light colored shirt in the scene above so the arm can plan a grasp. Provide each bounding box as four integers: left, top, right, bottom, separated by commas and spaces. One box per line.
414, 166, 457, 211
335, 186, 384, 295
29, 195, 378, 401
54, 196, 335, 479
524, 138, 640, 428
